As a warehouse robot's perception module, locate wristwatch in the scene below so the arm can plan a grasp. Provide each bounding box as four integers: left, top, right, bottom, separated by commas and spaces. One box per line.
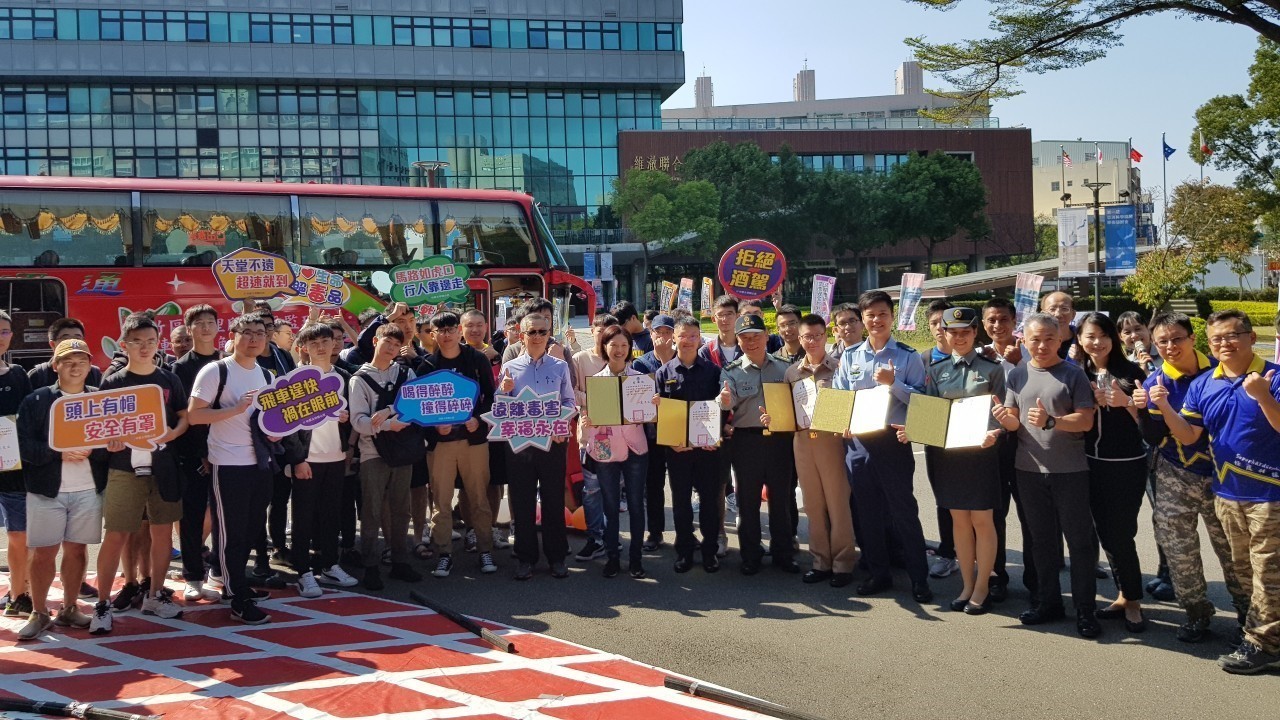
1044, 416, 1057, 431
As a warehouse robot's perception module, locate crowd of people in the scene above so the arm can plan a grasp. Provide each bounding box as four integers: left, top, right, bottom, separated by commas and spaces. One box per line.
0, 288, 1277, 676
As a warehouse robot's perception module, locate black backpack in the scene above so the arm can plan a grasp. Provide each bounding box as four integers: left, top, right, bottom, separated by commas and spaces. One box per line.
355, 365, 426, 467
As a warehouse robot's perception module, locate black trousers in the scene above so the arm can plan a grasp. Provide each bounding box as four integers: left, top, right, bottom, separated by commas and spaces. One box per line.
508, 445, 568, 565
666, 446, 721, 560
290, 460, 346, 574
645, 441, 668, 536
178, 455, 212, 582
730, 430, 795, 565
269, 471, 292, 550
210, 464, 273, 601
924, 450, 955, 559
1016, 469, 1098, 611
846, 431, 929, 584
339, 468, 361, 550
994, 436, 1037, 592
1089, 456, 1147, 602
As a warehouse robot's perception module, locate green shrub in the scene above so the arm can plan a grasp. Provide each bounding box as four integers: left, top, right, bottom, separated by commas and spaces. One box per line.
1196, 287, 1278, 302
1208, 301, 1278, 328
1189, 317, 1211, 356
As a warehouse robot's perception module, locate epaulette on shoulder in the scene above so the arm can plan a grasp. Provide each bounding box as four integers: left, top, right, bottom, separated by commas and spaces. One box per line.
724, 356, 746, 371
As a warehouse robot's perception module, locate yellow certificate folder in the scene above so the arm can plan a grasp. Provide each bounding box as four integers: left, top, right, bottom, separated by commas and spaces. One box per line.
585, 376, 624, 426
657, 398, 690, 447
904, 394, 990, 449
656, 398, 721, 448
762, 382, 797, 433
809, 388, 856, 434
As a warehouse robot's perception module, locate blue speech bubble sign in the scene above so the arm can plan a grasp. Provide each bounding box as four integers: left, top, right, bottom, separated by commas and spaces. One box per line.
395, 370, 480, 427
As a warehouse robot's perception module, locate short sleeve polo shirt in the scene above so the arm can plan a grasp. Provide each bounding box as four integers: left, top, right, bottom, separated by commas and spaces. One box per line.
1181, 355, 1280, 502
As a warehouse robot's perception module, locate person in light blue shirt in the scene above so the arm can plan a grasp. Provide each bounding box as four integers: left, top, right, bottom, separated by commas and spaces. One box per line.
832, 290, 932, 604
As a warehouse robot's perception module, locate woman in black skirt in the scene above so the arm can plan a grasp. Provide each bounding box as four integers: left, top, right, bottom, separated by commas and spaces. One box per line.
1075, 312, 1149, 632
894, 307, 1005, 614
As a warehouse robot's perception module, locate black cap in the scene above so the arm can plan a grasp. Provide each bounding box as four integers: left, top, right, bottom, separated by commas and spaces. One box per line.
651, 314, 675, 330
734, 314, 766, 335
941, 306, 979, 329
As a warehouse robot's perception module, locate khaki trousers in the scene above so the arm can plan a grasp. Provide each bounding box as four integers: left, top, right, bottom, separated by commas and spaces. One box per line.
430, 441, 493, 555
795, 430, 857, 573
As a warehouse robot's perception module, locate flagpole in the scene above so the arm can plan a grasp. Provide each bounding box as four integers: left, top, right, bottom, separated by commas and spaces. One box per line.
1060, 144, 1066, 205
1162, 132, 1168, 246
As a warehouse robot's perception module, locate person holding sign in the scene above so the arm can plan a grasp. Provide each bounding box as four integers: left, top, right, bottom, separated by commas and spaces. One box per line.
499, 312, 575, 581
894, 307, 1005, 614
188, 313, 280, 627
656, 317, 725, 573
580, 325, 651, 579
784, 314, 856, 587
1075, 312, 1150, 633
14, 339, 106, 641
0, 310, 34, 621
721, 314, 797, 576
992, 312, 1101, 639
832, 291, 933, 603
419, 312, 498, 579
95, 314, 191, 630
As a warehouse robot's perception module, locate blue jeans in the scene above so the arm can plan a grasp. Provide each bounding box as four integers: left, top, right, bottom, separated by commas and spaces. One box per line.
596, 452, 649, 564
581, 466, 605, 542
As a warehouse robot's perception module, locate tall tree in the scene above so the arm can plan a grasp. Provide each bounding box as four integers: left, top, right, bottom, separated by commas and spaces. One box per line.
610, 169, 722, 257
1168, 181, 1259, 297
805, 169, 893, 262
885, 152, 991, 277
1121, 246, 1205, 311
905, 1, 1280, 122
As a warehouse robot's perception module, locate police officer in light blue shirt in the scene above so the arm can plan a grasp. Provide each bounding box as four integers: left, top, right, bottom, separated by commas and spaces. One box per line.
832, 290, 933, 603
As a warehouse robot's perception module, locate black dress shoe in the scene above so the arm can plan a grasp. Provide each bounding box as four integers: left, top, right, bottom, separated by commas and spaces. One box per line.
1095, 605, 1125, 620
912, 582, 934, 603
1077, 609, 1102, 638
803, 569, 833, 584
674, 556, 694, 574
628, 561, 647, 579
703, 556, 720, 573
829, 572, 855, 588
642, 535, 663, 552
1125, 616, 1148, 633
856, 576, 893, 596
603, 557, 620, 578
989, 583, 1008, 603
1019, 604, 1066, 625
949, 597, 970, 612
964, 596, 993, 615
740, 560, 761, 576
773, 559, 801, 574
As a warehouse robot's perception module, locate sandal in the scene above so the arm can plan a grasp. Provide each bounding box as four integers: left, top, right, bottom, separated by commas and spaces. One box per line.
414, 542, 434, 560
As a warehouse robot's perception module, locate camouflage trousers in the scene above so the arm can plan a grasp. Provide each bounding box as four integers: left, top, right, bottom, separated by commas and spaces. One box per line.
1151, 456, 1246, 618
1215, 496, 1280, 654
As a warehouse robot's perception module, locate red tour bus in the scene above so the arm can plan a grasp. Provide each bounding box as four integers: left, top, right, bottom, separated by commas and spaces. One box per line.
0, 175, 594, 369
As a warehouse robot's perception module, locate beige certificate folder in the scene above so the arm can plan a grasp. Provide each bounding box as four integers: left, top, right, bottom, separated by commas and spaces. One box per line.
585, 374, 658, 426
763, 382, 797, 433
656, 398, 721, 448
904, 394, 990, 449
585, 376, 624, 426
809, 388, 856, 434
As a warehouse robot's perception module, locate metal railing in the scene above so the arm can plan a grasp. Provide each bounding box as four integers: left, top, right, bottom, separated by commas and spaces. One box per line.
659, 116, 1001, 131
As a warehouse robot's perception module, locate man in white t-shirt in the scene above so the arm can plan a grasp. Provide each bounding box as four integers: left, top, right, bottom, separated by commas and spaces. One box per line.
15, 339, 105, 641
188, 314, 275, 625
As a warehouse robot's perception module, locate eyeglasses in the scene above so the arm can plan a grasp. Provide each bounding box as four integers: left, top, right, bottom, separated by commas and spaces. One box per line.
433, 326, 460, 335
799, 334, 825, 343
713, 313, 737, 321
1154, 335, 1189, 349
1207, 331, 1248, 347
524, 329, 549, 337
0, 330, 11, 338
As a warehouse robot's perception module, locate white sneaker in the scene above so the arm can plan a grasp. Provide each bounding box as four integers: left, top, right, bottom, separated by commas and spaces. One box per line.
89, 601, 113, 635
320, 564, 358, 588
184, 580, 221, 602
492, 528, 511, 549
716, 534, 728, 559
929, 555, 960, 578
296, 571, 323, 598
725, 492, 739, 515
141, 589, 184, 619
206, 573, 231, 604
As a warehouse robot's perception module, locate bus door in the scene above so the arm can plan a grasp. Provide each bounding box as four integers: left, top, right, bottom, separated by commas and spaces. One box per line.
476, 269, 546, 332
0, 277, 66, 368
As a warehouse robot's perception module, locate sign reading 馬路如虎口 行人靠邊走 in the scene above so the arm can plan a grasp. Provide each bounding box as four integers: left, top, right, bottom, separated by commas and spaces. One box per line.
389, 255, 472, 306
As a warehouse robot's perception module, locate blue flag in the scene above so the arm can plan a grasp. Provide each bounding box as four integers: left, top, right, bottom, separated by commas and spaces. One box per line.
1163, 141, 1176, 159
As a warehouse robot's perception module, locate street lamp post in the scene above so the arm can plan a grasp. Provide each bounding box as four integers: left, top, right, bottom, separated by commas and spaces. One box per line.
1082, 180, 1110, 311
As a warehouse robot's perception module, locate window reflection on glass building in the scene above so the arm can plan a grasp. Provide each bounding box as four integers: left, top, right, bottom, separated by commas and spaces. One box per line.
0, 1, 684, 244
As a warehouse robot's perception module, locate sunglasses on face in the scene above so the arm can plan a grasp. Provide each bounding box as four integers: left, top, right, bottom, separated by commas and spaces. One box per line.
525, 329, 550, 337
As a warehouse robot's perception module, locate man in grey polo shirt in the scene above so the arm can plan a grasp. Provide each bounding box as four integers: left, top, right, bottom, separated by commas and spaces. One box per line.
993, 312, 1101, 639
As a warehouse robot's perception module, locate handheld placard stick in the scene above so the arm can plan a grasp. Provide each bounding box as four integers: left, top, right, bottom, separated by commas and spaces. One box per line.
409, 590, 517, 654
663, 676, 827, 720
0, 698, 161, 720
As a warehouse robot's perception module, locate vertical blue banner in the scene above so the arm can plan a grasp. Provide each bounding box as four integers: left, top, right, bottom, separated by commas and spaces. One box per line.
583, 252, 598, 281
1104, 205, 1137, 276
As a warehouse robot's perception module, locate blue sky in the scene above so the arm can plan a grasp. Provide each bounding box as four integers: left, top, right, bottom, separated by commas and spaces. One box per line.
664, 1, 1258, 203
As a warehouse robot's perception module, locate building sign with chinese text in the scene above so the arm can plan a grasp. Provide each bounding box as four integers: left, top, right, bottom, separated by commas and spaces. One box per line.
482, 387, 577, 453
717, 239, 787, 301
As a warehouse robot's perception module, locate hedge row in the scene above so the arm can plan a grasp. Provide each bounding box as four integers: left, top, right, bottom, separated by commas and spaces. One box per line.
1207, 301, 1277, 327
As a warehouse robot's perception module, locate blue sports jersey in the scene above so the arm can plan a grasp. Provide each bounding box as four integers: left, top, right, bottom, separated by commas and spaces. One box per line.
1181, 355, 1280, 502
1141, 351, 1216, 476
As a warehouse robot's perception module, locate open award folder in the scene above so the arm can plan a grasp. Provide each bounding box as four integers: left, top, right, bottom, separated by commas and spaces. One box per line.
790, 378, 818, 430
762, 382, 798, 433
806, 385, 892, 435
585, 374, 658, 426
656, 398, 721, 448
904, 394, 992, 449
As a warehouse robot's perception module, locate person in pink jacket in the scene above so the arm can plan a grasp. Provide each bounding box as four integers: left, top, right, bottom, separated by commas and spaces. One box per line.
579, 325, 650, 579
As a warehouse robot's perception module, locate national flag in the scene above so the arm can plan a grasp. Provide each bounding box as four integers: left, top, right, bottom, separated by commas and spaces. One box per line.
1096, 143, 1104, 164
1130, 148, 1143, 163
1200, 130, 1212, 157
1062, 151, 1073, 168
1162, 141, 1176, 159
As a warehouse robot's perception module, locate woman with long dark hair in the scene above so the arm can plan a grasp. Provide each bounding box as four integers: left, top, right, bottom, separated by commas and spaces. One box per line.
1075, 312, 1149, 632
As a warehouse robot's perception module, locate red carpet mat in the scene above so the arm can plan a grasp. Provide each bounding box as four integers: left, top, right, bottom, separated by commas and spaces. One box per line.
0, 579, 772, 719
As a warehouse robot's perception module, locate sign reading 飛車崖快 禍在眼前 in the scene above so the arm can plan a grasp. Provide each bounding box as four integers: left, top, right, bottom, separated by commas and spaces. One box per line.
255, 366, 348, 437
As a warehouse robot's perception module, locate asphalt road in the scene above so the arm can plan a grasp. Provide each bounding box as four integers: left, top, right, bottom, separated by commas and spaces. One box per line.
5, 449, 1279, 719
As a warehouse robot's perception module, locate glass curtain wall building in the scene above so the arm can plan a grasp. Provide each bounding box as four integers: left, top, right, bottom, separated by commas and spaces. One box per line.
0, 1, 684, 236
